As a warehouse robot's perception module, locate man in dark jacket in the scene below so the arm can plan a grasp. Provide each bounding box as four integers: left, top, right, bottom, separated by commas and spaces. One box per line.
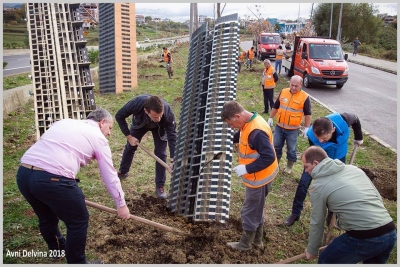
115, 95, 177, 199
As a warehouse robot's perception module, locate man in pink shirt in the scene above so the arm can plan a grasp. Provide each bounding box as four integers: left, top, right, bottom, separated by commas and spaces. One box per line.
17, 108, 130, 264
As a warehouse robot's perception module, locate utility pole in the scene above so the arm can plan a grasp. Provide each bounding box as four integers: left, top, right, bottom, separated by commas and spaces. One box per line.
189, 3, 193, 39
329, 3, 333, 38
336, 3, 343, 41
194, 3, 198, 30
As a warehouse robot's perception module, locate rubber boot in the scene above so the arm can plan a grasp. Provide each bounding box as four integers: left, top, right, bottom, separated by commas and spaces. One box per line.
285, 160, 295, 174
227, 230, 256, 251
253, 224, 264, 249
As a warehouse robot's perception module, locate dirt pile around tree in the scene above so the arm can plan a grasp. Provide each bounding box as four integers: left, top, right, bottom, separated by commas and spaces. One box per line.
361, 167, 397, 201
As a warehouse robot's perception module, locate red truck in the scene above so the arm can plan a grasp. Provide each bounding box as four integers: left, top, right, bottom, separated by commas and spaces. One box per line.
253, 32, 281, 60
282, 36, 349, 89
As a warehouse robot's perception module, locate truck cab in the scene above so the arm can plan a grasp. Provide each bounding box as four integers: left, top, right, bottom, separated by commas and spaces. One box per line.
253, 32, 281, 61
284, 36, 349, 89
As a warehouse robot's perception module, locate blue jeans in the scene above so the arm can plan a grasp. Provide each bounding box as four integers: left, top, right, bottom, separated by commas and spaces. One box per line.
119, 127, 168, 187
275, 60, 282, 73
291, 156, 346, 216
319, 230, 397, 263
262, 89, 274, 113
17, 166, 88, 264
273, 126, 299, 162
246, 59, 253, 68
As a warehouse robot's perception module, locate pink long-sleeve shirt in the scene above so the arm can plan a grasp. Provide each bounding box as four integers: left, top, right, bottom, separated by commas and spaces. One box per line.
21, 119, 126, 208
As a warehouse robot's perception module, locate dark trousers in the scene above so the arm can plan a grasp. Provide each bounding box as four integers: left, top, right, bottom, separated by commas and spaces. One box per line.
16, 166, 88, 264
291, 156, 346, 216
119, 127, 168, 187
262, 88, 274, 113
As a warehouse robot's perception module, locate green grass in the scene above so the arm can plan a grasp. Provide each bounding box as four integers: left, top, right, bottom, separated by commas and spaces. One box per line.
2, 43, 397, 264
3, 73, 32, 90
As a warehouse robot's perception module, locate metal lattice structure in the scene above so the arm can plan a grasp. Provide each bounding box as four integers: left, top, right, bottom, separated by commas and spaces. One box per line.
27, 3, 96, 139
167, 14, 239, 223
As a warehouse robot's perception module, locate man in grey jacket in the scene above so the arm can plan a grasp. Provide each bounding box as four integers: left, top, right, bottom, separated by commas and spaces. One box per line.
302, 146, 396, 264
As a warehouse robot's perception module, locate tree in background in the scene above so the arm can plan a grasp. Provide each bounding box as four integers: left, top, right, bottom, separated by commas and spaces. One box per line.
312, 3, 382, 44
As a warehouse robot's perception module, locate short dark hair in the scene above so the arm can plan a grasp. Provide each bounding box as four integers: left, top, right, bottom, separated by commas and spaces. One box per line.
144, 96, 164, 113
303, 146, 328, 164
163, 47, 167, 50
221, 101, 244, 121
313, 117, 333, 137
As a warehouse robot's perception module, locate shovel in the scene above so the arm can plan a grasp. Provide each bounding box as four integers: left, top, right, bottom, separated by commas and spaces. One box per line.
85, 200, 186, 236
275, 245, 327, 264
137, 143, 172, 173
324, 143, 359, 245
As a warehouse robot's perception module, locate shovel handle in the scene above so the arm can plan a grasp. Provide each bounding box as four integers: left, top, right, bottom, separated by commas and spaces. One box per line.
137, 143, 172, 173
85, 200, 186, 235
276, 245, 327, 264
349, 143, 359, 165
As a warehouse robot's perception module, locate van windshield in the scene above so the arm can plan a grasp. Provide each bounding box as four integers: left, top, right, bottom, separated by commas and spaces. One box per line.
261, 36, 280, 44
309, 44, 344, 60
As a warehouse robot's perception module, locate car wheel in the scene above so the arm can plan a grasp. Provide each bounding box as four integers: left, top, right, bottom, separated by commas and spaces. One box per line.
336, 84, 344, 89
303, 73, 311, 88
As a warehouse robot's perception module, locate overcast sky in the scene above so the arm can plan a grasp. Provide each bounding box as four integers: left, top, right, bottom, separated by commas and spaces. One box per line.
135, 3, 397, 22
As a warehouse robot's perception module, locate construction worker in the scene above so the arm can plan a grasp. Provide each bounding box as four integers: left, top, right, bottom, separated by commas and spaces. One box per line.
237, 51, 246, 73
302, 146, 396, 264
246, 47, 255, 69
275, 45, 284, 74
267, 75, 311, 174
261, 59, 278, 114
162, 47, 173, 78
284, 113, 363, 227
221, 101, 278, 251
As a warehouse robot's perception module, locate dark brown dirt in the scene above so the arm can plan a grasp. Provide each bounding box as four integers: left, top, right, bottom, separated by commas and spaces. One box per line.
87, 164, 396, 264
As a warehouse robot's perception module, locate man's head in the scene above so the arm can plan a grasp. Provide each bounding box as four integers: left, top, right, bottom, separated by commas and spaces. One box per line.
144, 96, 164, 122
221, 101, 247, 129
87, 108, 114, 137
251, 47, 254, 50
163, 47, 167, 50
278, 45, 282, 49
312, 117, 336, 143
289, 75, 303, 94
263, 59, 271, 68
302, 146, 328, 175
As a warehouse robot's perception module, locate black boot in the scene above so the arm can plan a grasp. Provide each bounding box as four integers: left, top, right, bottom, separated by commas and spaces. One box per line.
227, 230, 256, 251
253, 224, 264, 249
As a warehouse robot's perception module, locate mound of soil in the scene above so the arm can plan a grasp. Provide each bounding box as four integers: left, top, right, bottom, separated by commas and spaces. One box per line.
361, 167, 397, 201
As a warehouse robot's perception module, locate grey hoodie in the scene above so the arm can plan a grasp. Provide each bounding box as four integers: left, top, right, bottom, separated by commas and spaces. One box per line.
307, 158, 393, 255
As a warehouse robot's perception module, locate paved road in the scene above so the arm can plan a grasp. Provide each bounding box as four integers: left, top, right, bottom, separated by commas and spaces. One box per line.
240, 40, 397, 150
3, 53, 31, 76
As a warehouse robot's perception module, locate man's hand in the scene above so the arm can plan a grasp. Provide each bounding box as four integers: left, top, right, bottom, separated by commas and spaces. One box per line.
127, 135, 139, 146
169, 159, 174, 171
354, 139, 363, 146
305, 249, 318, 260
233, 165, 248, 176
303, 127, 310, 138
267, 118, 273, 127
117, 205, 130, 220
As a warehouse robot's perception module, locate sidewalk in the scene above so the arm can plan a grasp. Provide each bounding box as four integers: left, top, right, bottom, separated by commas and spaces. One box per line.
343, 51, 397, 74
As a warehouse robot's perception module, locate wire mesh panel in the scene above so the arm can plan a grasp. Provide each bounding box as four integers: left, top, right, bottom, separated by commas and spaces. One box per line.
27, 3, 96, 139
167, 14, 239, 223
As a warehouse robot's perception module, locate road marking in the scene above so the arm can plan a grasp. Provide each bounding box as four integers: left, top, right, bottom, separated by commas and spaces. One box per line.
4, 66, 31, 70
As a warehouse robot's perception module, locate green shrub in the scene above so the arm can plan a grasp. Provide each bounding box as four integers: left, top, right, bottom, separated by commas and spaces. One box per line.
3, 62, 8, 69
88, 48, 99, 66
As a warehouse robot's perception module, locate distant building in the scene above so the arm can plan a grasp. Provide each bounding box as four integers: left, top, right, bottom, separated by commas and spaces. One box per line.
199, 15, 207, 24
136, 14, 145, 23
79, 3, 99, 29
153, 17, 161, 23
98, 3, 138, 94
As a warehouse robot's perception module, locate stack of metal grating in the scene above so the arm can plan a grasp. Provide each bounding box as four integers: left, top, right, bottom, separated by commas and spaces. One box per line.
167, 14, 239, 223
26, 3, 96, 139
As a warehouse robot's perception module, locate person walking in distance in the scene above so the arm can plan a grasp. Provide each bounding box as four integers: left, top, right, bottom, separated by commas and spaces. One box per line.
115, 95, 177, 199
352, 37, 361, 56
246, 47, 255, 69
275, 45, 284, 74
221, 101, 278, 251
261, 59, 278, 114
267, 75, 311, 173
16, 108, 130, 264
302, 146, 396, 264
162, 47, 173, 78
284, 113, 364, 227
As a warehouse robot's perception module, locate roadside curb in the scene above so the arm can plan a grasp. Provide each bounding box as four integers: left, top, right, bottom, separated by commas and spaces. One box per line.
346, 58, 397, 75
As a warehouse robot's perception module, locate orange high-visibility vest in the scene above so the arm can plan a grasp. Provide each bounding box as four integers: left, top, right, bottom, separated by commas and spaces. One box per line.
263, 66, 276, 89
247, 49, 255, 60
276, 88, 308, 130
163, 50, 171, 63
276, 49, 284, 60
238, 52, 246, 61
238, 115, 278, 188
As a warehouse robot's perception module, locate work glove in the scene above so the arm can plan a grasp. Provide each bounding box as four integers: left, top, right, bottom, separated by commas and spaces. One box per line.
233, 164, 248, 176
267, 118, 273, 128
354, 139, 363, 146
302, 127, 310, 138
169, 159, 174, 170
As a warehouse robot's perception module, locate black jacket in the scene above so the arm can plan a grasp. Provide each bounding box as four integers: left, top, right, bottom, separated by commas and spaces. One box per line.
115, 94, 177, 158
